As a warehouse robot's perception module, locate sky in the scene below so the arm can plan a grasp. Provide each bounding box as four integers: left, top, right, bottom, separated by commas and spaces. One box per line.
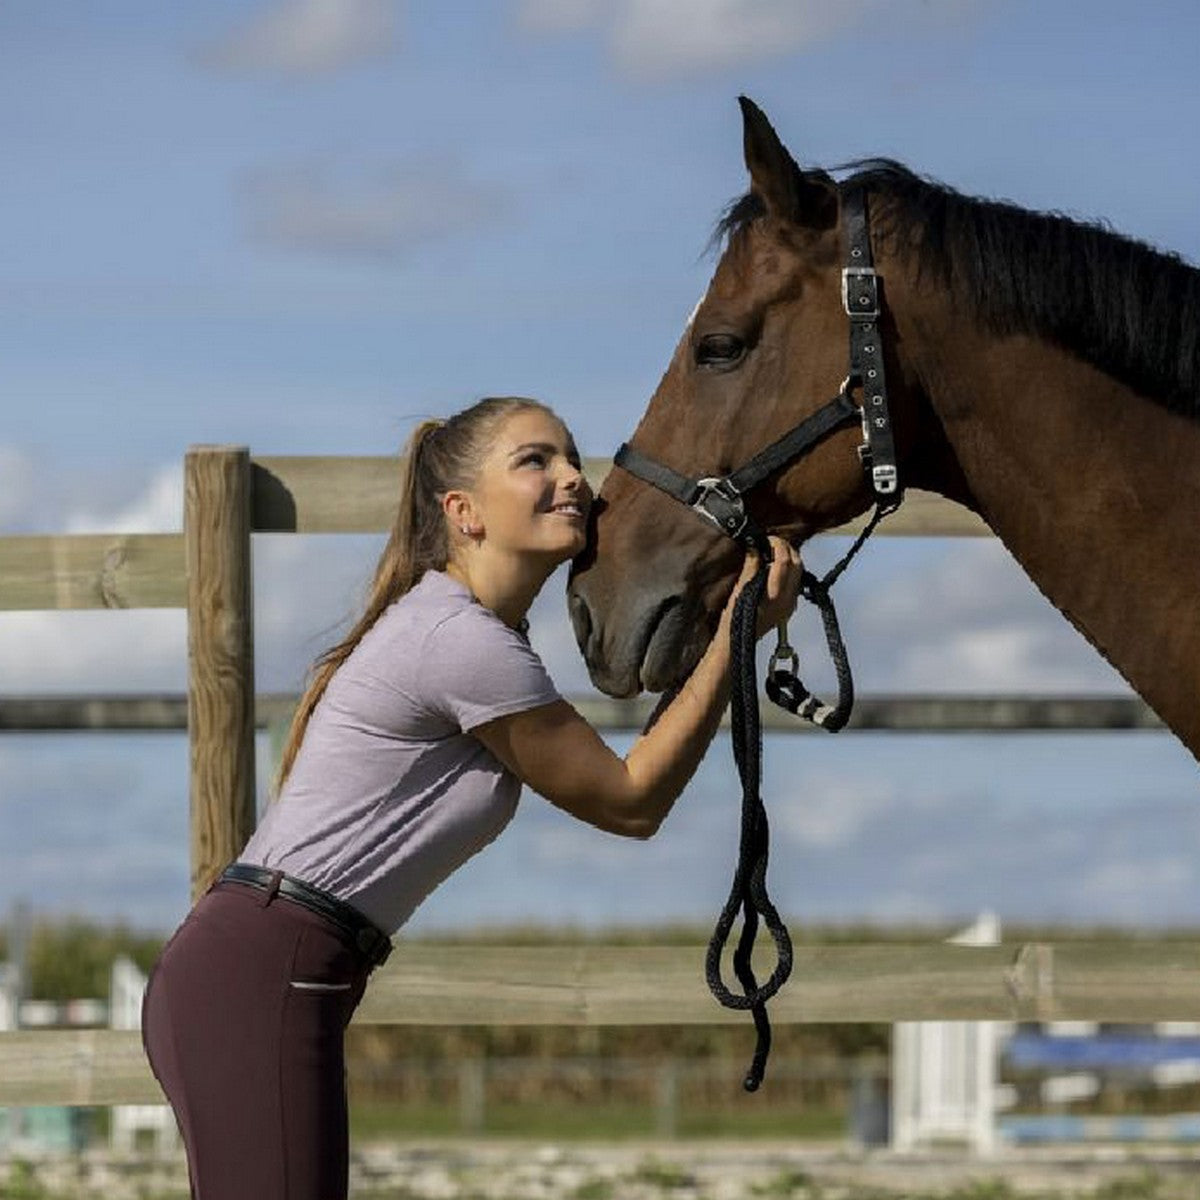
1, 0, 1197, 939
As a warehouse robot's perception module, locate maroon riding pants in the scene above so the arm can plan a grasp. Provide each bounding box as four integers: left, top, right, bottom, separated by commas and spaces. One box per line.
142, 880, 373, 1200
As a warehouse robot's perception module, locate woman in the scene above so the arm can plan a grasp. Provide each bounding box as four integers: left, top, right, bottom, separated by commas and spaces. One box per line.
142, 396, 801, 1200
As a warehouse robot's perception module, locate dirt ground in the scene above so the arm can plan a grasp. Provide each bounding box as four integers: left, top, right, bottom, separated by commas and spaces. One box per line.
347, 1140, 1200, 1198
6, 1140, 1199, 1199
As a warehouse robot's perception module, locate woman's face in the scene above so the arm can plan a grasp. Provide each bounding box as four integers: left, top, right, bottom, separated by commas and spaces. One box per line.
464, 409, 592, 565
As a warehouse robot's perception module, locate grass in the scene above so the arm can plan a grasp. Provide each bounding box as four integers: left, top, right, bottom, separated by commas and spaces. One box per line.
348, 1100, 848, 1142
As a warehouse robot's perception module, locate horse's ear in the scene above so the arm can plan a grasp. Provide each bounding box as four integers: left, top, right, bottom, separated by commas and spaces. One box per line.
738, 96, 834, 228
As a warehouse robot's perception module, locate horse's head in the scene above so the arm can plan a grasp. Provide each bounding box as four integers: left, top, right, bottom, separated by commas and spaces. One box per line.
569, 99, 918, 698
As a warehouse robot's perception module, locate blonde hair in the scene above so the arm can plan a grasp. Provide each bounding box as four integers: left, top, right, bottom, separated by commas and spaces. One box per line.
275, 396, 555, 791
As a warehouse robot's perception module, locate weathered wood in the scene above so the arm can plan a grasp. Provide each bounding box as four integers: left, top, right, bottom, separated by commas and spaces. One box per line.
185, 446, 256, 901
0, 693, 1163, 733
831, 487, 991, 537
0, 693, 295, 731
0, 475, 990, 615
0, 1030, 160, 1105
251, 456, 402, 533
249, 456, 989, 538
0, 940, 1195, 1105
0, 533, 185, 610
355, 941, 1200, 1026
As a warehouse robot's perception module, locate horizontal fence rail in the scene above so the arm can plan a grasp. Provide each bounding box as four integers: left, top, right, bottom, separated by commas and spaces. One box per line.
0, 533, 185, 610
0, 941, 1196, 1106
0, 693, 1165, 733
0, 456, 989, 612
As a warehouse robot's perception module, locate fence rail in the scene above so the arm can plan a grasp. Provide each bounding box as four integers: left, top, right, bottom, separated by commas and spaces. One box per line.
0, 460, 989, 613
0, 693, 1163, 733
0, 941, 1195, 1106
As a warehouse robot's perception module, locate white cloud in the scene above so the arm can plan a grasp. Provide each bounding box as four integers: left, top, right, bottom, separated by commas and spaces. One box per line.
64, 463, 183, 534
200, 0, 400, 75
846, 539, 1129, 693
517, 0, 964, 77
243, 159, 509, 259
0, 610, 187, 692
774, 773, 898, 850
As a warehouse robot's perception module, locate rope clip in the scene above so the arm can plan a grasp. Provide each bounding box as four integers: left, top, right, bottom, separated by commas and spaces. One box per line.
768, 621, 798, 680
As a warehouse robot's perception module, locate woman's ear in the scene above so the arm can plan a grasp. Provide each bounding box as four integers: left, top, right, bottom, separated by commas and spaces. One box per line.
443, 490, 481, 537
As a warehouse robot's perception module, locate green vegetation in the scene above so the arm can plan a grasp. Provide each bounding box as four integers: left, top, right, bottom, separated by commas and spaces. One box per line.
0, 1161, 50, 1200
0, 917, 164, 1002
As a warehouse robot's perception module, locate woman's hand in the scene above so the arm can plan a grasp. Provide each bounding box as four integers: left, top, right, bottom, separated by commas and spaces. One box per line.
475, 534, 803, 841
719, 535, 803, 640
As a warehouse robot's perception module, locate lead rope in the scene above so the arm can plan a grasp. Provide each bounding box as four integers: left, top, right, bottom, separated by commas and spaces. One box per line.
766, 502, 896, 731
704, 501, 896, 1090
704, 553, 793, 1092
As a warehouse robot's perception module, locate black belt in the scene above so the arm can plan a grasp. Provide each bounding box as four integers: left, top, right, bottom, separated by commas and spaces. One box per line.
219, 863, 393, 968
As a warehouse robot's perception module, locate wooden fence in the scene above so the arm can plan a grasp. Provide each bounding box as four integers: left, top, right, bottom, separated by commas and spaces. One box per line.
0, 448, 1195, 1105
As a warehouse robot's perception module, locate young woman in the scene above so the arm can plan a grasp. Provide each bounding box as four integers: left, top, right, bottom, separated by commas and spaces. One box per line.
142, 396, 801, 1200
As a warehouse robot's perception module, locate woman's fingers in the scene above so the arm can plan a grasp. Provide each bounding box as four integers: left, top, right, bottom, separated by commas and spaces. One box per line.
720, 536, 804, 637
757, 536, 802, 637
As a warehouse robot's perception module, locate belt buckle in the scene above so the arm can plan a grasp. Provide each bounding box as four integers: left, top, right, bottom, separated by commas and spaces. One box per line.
357, 926, 391, 967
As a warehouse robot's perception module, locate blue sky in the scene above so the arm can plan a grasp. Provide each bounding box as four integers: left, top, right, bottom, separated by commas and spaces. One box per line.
1, 0, 1197, 936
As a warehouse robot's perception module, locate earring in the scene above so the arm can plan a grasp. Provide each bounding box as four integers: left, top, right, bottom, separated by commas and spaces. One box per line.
461, 526, 471, 536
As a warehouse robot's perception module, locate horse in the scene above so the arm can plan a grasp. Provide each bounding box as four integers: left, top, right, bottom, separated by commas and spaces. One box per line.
567, 97, 1200, 762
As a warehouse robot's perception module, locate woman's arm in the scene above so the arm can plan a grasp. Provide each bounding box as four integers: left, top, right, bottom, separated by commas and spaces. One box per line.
472, 537, 801, 838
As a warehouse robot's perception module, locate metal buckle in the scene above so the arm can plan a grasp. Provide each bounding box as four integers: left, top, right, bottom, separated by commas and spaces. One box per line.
841, 267, 879, 318
872, 464, 898, 495
768, 622, 798, 678
692, 477, 747, 540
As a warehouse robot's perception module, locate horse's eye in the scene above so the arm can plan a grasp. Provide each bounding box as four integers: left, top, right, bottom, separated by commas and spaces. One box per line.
695, 333, 746, 368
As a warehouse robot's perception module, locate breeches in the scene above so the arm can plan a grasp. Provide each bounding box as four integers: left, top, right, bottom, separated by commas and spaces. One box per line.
142, 881, 372, 1200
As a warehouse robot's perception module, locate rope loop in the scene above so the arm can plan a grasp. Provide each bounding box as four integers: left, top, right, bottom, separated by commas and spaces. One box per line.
764, 503, 896, 731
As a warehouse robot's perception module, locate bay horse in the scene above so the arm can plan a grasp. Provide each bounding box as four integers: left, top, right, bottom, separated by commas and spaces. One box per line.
567, 97, 1200, 762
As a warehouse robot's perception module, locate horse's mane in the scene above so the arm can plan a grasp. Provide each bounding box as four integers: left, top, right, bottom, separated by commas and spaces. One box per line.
717, 162, 1200, 419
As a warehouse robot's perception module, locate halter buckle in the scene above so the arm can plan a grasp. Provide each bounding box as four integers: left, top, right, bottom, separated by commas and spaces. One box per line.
872, 463, 899, 495
841, 267, 879, 318
691, 477, 748, 540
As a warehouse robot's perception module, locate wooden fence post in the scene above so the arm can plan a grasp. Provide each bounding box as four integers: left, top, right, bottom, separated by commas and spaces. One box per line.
185, 446, 256, 901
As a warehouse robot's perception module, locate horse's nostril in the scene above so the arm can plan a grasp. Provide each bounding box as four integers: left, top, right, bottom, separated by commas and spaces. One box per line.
568, 591, 593, 655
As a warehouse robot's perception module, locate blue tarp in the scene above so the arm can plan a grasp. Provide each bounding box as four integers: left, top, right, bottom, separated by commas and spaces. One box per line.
1000, 1114, 1200, 1143
1005, 1032, 1200, 1070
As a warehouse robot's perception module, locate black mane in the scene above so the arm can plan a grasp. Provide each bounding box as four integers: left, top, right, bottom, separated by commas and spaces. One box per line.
716, 162, 1200, 418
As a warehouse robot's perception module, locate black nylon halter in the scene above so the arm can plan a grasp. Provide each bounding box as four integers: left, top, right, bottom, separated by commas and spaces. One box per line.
612, 186, 903, 1090
615, 186, 901, 559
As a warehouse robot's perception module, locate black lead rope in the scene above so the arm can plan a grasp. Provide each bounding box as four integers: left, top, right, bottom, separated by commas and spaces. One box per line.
703, 501, 895, 1092
704, 554, 792, 1092
765, 501, 896, 732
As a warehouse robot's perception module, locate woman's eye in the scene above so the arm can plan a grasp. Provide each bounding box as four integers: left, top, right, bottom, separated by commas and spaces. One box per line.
520, 452, 547, 468
695, 333, 746, 367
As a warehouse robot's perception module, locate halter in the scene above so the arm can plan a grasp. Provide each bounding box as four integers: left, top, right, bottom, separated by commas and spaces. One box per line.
612, 185, 903, 1090
615, 186, 899, 555
613, 184, 902, 729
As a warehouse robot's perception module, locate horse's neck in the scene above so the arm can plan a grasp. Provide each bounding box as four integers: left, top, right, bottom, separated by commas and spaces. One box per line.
907, 318, 1200, 760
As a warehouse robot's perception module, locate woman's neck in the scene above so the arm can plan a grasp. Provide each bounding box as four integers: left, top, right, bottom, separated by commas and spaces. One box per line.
444, 553, 553, 631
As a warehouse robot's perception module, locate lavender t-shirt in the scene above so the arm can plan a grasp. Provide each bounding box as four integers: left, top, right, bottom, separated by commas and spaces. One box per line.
241, 570, 561, 933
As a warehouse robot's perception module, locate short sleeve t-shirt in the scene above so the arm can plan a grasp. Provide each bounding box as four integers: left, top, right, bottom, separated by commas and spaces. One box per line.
241, 569, 561, 933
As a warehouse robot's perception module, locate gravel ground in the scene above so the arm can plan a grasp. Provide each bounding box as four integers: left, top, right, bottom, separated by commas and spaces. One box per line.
4, 1141, 1200, 1199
